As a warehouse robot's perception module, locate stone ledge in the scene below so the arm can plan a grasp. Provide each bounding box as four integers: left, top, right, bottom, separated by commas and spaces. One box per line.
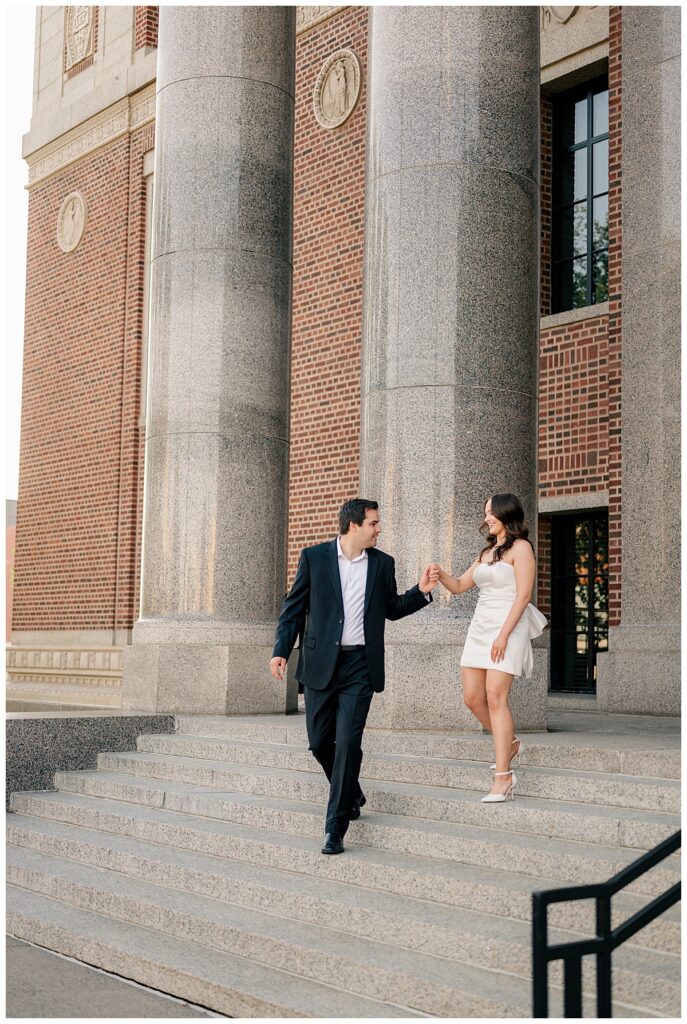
6, 713, 176, 809
541, 301, 609, 331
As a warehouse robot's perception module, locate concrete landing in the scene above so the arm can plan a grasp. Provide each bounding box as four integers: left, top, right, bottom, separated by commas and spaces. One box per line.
5, 936, 219, 1017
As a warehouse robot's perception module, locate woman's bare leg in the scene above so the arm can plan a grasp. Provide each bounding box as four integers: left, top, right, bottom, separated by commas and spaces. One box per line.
461, 668, 491, 731
485, 668, 516, 794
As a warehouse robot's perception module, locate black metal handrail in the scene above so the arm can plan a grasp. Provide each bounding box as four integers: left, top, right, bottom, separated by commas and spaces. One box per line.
532, 830, 681, 1017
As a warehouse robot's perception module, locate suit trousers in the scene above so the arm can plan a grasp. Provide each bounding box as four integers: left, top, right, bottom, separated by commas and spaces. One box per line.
304, 647, 374, 836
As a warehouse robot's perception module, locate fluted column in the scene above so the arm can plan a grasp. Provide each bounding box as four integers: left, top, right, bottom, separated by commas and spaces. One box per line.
122, 7, 296, 713
598, 7, 680, 714
360, 6, 544, 729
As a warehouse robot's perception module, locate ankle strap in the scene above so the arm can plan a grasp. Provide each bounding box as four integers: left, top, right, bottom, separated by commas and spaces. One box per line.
494, 770, 513, 776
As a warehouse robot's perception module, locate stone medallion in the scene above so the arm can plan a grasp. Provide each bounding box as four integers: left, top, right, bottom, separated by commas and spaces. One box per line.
313, 49, 362, 130
541, 6, 579, 29
65, 6, 95, 70
57, 191, 87, 253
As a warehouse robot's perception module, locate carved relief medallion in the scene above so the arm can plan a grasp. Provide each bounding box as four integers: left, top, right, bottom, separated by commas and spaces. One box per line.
541, 6, 579, 30
57, 192, 87, 253
65, 6, 95, 70
313, 49, 362, 129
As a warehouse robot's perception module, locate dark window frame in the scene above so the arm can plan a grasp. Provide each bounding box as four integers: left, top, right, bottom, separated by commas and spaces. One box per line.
552, 76, 610, 313
550, 510, 609, 694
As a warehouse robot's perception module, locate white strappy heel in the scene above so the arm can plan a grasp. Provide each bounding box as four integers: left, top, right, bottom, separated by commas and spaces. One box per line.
481, 770, 516, 803
490, 737, 522, 771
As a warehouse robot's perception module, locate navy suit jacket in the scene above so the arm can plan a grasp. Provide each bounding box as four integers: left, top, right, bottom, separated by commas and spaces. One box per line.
272, 538, 431, 692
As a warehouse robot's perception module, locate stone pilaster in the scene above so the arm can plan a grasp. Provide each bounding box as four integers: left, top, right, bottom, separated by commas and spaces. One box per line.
598, 6, 681, 715
360, 7, 545, 730
122, 7, 296, 714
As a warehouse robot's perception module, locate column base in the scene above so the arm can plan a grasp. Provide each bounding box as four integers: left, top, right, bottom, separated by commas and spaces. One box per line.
596, 624, 680, 716
121, 620, 296, 715
366, 612, 549, 731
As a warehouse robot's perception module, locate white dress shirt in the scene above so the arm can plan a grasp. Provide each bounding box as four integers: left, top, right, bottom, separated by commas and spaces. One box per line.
337, 536, 367, 645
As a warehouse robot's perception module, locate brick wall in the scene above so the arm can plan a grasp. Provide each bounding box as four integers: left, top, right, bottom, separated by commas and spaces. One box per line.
287, 7, 369, 583
538, 314, 610, 497
13, 125, 152, 633
135, 6, 159, 51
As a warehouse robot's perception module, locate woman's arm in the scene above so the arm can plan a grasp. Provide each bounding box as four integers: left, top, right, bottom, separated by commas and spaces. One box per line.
491, 541, 535, 663
430, 559, 479, 595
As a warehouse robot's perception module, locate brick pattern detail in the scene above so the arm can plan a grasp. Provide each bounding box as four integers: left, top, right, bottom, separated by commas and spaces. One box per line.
64, 7, 99, 80
536, 515, 552, 617
287, 7, 368, 583
538, 313, 610, 495
13, 126, 152, 632
134, 6, 159, 51
606, 6, 622, 626
540, 96, 553, 317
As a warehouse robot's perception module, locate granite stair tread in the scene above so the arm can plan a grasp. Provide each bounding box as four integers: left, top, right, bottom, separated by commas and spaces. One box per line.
6, 811, 681, 1007
48, 768, 680, 896
173, 716, 681, 778
7, 711, 681, 1018
8, 844, 551, 1018
8, 790, 680, 956
6, 884, 419, 1018
137, 733, 681, 812
103, 746, 680, 843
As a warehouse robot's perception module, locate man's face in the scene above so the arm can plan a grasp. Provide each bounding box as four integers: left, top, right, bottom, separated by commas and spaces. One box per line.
353, 508, 381, 548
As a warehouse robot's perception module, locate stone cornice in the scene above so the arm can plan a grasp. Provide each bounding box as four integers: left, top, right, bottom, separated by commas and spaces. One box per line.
297, 6, 348, 35
26, 83, 156, 189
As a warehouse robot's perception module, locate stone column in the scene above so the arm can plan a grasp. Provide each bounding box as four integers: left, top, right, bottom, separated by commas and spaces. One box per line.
361, 6, 545, 730
122, 7, 296, 714
598, 7, 680, 715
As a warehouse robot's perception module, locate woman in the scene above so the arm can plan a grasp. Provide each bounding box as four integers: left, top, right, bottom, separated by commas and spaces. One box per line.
430, 494, 547, 802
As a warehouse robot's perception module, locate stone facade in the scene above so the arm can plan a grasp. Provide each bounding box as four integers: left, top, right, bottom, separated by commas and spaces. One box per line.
10, 6, 681, 717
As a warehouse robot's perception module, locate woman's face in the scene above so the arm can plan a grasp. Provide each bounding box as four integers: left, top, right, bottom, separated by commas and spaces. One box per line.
484, 500, 503, 536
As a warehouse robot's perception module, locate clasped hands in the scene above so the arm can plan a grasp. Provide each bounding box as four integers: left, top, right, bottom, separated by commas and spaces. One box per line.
419, 562, 443, 593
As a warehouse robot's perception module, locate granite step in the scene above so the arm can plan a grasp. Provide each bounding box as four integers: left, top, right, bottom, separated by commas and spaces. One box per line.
7, 812, 680, 1016
145, 734, 680, 813
9, 790, 679, 956
103, 747, 679, 850
173, 715, 681, 779
8, 845, 556, 1018
49, 768, 679, 898
6, 885, 418, 1018
5, 680, 121, 708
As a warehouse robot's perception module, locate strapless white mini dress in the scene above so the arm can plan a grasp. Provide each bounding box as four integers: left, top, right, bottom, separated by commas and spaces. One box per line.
459, 560, 548, 678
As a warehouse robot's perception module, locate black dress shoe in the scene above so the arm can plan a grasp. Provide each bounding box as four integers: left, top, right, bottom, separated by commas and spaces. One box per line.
321, 832, 345, 855
348, 793, 367, 820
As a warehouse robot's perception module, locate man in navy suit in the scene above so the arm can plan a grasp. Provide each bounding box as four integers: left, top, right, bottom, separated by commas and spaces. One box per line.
270, 498, 436, 854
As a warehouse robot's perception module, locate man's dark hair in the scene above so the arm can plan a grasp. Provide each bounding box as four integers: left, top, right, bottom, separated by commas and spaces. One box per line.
339, 498, 378, 535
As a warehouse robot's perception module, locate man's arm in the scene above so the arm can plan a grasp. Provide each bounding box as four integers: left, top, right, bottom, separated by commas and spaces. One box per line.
271, 549, 311, 678
385, 559, 434, 621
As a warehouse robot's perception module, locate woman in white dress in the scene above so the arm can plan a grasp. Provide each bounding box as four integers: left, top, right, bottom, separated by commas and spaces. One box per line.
430, 494, 547, 802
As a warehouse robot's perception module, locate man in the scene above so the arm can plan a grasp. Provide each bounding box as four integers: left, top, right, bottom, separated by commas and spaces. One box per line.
270, 498, 436, 854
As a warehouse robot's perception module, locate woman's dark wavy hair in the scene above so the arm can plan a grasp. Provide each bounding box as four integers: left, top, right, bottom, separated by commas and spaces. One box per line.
478, 493, 534, 563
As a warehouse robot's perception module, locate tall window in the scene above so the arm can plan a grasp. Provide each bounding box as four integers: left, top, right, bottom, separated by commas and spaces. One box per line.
550, 512, 609, 693
552, 77, 609, 313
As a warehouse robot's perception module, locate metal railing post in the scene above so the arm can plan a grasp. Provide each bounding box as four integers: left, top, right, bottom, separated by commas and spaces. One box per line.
532, 892, 549, 1018
563, 955, 583, 1017
595, 894, 612, 1017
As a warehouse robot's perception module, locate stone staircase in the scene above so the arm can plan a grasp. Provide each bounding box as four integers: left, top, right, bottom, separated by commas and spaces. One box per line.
6, 714, 681, 1017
